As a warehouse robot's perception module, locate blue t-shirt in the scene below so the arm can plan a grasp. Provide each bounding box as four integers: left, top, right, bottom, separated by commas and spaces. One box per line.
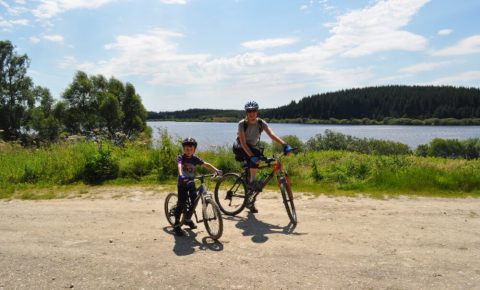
177, 154, 204, 182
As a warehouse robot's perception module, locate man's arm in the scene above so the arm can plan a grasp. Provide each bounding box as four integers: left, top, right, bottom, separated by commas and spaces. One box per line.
264, 126, 287, 145
238, 130, 254, 157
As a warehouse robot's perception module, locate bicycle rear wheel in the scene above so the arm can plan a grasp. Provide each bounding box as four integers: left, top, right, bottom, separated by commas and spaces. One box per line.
164, 192, 185, 226
214, 173, 248, 216
203, 199, 223, 240
279, 179, 297, 224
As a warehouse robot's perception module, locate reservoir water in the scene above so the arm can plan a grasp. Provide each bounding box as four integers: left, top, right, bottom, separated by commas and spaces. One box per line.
148, 121, 480, 150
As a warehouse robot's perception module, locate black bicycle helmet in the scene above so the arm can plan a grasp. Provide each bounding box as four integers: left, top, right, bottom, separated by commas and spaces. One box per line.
244, 100, 259, 111
182, 137, 197, 148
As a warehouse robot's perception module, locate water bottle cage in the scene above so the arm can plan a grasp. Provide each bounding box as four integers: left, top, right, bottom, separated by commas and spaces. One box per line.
204, 192, 212, 201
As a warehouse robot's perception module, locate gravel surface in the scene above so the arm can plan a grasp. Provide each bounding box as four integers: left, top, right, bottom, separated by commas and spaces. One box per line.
1, 187, 479, 289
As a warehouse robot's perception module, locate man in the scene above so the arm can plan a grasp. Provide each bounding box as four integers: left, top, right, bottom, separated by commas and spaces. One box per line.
234, 100, 293, 213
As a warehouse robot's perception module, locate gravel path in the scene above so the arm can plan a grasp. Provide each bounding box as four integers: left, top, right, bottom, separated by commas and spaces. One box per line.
1, 188, 479, 289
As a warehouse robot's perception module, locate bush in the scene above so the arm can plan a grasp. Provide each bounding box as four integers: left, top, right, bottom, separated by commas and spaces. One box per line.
83, 145, 119, 184
272, 135, 304, 153
305, 130, 410, 156
151, 128, 181, 180
416, 138, 480, 159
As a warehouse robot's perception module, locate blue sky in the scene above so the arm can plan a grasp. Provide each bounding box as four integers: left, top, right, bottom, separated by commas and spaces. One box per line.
2, 0, 480, 111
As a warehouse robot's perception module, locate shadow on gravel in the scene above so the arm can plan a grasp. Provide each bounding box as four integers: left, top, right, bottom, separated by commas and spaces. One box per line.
229, 212, 306, 244
163, 227, 224, 256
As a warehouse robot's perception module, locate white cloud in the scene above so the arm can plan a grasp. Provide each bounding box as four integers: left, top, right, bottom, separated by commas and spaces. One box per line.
399, 61, 452, 73
431, 70, 480, 84
322, 0, 429, 57
160, 0, 187, 4
30, 36, 41, 44
242, 37, 298, 50
44, 34, 64, 42
90, 28, 212, 84
32, 0, 187, 18
33, 0, 116, 19
300, 5, 308, 10
437, 29, 452, 36
73, 0, 431, 100
432, 35, 480, 56
0, 16, 29, 29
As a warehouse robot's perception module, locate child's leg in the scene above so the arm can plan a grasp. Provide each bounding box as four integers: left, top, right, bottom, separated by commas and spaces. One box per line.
175, 186, 188, 225
185, 186, 197, 222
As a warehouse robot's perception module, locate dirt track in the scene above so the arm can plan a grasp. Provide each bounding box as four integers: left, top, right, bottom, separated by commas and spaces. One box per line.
1, 187, 479, 289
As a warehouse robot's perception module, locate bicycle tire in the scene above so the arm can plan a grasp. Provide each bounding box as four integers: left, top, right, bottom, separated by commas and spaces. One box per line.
279, 179, 298, 224
203, 199, 223, 240
164, 192, 185, 226
214, 173, 248, 216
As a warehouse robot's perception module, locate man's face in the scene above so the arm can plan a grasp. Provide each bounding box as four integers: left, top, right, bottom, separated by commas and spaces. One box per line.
183, 145, 196, 157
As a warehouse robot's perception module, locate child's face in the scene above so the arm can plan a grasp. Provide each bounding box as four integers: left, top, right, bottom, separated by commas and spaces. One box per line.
183, 145, 196, 157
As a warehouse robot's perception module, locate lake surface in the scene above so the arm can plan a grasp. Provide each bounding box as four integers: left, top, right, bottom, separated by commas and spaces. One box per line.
148, 121, 480, 150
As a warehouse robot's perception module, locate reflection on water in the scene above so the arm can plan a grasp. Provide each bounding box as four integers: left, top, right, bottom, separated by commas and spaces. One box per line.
148, 121, 480, 150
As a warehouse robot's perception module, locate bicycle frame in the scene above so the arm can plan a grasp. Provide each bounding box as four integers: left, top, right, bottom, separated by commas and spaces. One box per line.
246, 151, 293, 195
186, 175, 215, 223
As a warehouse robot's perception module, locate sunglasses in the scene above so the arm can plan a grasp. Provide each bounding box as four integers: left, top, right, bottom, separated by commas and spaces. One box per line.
246, 109, 258, 113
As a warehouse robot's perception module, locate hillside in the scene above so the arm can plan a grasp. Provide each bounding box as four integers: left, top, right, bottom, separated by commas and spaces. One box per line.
148, 85, 480, 121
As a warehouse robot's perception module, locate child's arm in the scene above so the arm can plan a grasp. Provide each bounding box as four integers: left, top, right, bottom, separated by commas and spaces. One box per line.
202, 162, 221, 174
178, 163, 184, 176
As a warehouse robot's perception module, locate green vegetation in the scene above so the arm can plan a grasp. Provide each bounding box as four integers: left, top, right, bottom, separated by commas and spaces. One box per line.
1, 130, 479, 200
2, 39, 480, 199
1, 40, 148, 146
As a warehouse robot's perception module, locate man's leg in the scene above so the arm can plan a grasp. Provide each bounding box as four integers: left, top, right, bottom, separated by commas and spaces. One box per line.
249, 168, 258, 183
247, 166, 259, 214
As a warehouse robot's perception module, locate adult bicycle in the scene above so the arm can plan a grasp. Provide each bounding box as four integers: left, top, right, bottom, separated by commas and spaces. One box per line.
214, 149, 298, 224
165, 174, 223, 240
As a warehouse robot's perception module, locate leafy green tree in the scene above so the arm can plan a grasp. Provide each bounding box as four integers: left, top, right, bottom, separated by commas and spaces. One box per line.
61, 71, 147, 141
99, 92, 122, 137
61, 71, 99, 134
122, 83, 147, 139
0, 40, 36, 140
29, 87, 61, 142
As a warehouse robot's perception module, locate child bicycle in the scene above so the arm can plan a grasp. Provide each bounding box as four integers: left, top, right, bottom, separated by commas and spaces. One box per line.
214, 149, 298, 224
165, 174, 223, 240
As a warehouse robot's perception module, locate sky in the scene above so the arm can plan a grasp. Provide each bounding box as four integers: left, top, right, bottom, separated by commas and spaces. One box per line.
1, 0, 480, 112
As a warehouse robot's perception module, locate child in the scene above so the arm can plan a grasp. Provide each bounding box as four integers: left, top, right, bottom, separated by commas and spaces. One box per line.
174, 137, 222, 236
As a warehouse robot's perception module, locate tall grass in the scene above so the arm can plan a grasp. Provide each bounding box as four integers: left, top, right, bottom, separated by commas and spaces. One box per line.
285, 151, 480, 197
1, 134, 480, 199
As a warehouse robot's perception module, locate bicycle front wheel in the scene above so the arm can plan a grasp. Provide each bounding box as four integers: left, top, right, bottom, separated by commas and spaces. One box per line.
203, 199, 223, 240
164, 192, 185, 226
279, 179, 297, 224
214, 173, 248, 216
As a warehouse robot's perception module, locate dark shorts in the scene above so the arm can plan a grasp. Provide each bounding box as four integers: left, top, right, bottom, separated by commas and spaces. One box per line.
233, 143, 263, 168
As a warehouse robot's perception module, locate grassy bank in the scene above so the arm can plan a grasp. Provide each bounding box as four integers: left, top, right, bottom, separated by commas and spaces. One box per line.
1, 140, 479, 199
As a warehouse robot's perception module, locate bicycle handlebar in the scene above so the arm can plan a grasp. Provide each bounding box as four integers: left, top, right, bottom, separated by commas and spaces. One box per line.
184, 173, 221, 185
192, 173, 218, 180
259, 147, 299, 164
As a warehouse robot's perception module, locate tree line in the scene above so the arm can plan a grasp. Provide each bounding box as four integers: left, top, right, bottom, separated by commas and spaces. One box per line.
0, 40, 147, 145
262, 85, 480, 120
148, 85, 480, 122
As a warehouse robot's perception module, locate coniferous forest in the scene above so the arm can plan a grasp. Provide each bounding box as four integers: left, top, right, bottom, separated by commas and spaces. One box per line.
148, 85, 480, 122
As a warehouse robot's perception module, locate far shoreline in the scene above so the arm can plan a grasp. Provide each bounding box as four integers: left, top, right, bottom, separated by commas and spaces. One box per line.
147, 117, 480, 126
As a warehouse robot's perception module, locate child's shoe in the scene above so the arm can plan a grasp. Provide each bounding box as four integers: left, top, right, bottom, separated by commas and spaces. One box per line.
173, 226, 185, 236
185, 220, 197, 229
